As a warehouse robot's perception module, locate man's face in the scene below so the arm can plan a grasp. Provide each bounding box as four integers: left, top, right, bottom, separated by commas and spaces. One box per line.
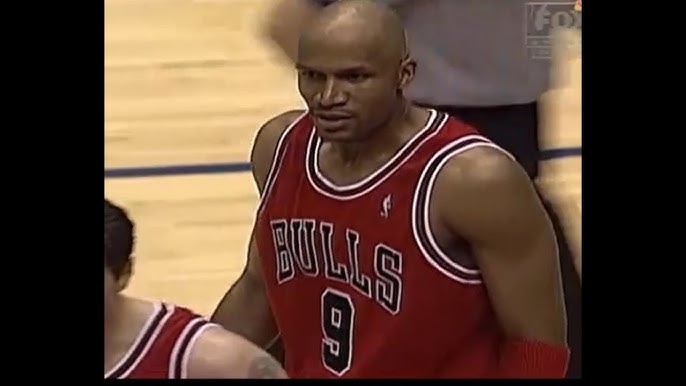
297, 28, 408, 142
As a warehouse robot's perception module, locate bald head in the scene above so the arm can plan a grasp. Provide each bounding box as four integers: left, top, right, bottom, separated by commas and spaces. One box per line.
299, 0, 408, 64
295, 0, 416, 141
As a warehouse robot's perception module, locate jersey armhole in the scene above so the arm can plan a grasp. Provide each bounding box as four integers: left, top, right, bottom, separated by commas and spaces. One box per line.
168, 318, 215, 379
256, 111, 309, 214
410, 135, 518, 285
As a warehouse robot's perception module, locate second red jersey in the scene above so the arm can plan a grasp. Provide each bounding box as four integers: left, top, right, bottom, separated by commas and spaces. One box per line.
105, 302, 212, 379
256, 110, 508, 378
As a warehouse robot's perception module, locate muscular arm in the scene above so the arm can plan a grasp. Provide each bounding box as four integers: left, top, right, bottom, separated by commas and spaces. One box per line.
210, 110, 305, 352
263, 0, 323, 62
537, 27, 582, 281
434, 147, 569, 378
186, 325, 288, 379
539, 180, 581, 281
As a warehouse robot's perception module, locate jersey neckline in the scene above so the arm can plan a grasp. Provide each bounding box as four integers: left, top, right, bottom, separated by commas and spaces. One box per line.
305, 109, 448, 200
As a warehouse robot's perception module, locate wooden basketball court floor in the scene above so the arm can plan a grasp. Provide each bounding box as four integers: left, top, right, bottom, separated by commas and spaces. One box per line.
105, 0, 581, 317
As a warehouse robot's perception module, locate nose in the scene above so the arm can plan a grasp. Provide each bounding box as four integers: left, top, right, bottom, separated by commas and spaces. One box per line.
316, 77, 347, 108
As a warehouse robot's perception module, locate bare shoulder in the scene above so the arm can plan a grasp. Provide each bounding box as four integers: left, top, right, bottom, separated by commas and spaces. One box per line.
435, 146, 531, 196
432, 146, 546, 240
185, 324, 287, 379
251, 109, 307, 191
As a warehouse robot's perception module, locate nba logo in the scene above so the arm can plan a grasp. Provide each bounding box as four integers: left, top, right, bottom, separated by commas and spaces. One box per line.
525, 2, 582, 59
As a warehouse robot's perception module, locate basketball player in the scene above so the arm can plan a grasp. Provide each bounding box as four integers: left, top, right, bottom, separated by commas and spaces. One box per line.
263, 0, 582, 378
104, 199, 287, 379
212, 0, 569, 378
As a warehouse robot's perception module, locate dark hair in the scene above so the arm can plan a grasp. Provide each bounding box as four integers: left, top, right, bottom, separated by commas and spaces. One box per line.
105, 198, 135, 278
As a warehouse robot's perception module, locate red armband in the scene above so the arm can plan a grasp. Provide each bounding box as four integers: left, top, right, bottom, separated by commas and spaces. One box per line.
496, 339, 570, 379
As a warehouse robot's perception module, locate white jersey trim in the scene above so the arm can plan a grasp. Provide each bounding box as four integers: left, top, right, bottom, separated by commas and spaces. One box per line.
168, 318, 216, 379
105, 302, 175, 379
313, 109, 438, 191
412, 136, 517, 284
306, 110, 449, 201
257, 111, 309, 213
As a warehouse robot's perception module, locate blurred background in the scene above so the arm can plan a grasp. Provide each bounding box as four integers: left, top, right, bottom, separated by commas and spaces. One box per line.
105, 0, 298, 314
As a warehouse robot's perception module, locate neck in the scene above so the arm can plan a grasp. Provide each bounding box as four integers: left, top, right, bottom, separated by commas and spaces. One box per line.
104, 296, 127, 349
333, 99, 412, 165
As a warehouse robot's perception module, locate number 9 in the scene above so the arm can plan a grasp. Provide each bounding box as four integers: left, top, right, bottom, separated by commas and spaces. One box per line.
321, 288, 355, 376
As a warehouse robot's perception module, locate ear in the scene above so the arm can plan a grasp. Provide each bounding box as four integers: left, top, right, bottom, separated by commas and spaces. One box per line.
116, 258, 134, 292
398, 54, 416, 90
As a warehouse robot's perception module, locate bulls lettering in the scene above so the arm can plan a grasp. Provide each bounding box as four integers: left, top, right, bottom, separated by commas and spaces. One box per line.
269, 220, 295, 283
320, 222, 350, 283
374, 245, 402, 314
346, 229, 372, 298
290, 219, 319, 276
269, 218, 402, 315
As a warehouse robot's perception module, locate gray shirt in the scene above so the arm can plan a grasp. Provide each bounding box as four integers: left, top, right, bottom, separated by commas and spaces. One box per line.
313, 0, 581, 107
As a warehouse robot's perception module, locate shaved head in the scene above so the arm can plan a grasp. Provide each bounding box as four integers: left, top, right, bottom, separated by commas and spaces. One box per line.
299, 0, 408, 64
295, 0, 416, 143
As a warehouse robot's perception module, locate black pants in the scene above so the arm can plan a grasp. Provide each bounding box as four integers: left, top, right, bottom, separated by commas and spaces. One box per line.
429, 102, 582, 379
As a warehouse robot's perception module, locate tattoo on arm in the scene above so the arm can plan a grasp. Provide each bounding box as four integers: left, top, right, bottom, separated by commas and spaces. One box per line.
247, 355, 285, 379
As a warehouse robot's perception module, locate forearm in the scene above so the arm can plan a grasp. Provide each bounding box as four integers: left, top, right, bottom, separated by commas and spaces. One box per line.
265, 26, 299, 63
489, 255, 570, 378
555, 197, 581, 281
264, 0, 322, 63
481, 272, 570, 377
477, 237, 570, 377
537, 177, 582, 282
493, 338, 570, 378
210, 275, 278, 348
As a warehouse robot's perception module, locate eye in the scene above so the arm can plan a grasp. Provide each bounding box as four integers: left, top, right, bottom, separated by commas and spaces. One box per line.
299, 69, 324, 81
342, 73, 370, 83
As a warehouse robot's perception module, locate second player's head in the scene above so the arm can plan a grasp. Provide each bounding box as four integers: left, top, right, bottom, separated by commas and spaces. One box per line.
104, 198, 135, 311
296, 0, 415, 142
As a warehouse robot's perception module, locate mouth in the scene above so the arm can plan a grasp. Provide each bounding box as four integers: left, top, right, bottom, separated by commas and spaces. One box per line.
313, 113, 352, 130
314, 112, 351, 120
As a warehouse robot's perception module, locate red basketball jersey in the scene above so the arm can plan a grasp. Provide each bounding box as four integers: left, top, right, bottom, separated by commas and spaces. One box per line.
105, 302, 212, 379
255, 110, 510, 378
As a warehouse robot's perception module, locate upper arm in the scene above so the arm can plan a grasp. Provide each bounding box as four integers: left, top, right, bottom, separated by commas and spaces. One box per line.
244, 110, 306, 279
186, 325, 288, 379
434, 147, 566, 345
250, 110, 305, 195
